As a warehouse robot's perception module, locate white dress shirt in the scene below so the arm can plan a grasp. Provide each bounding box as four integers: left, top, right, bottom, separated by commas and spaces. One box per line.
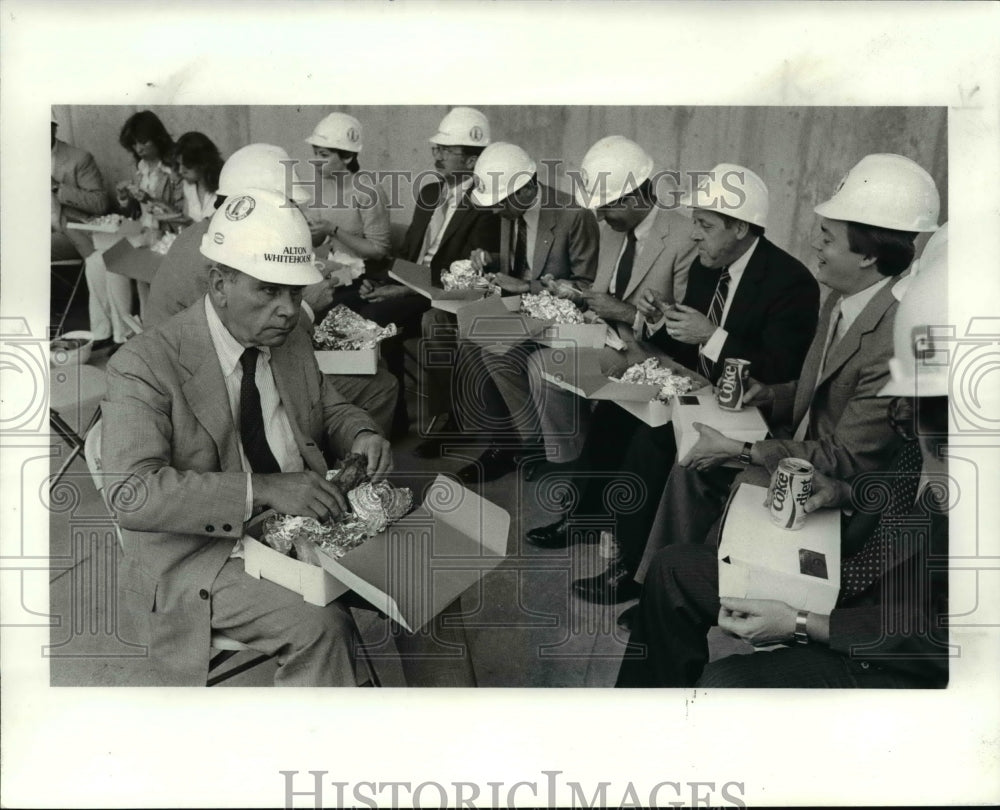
420, 177, 474, 265
204, 296, 304, 536
699, 237, 759, 362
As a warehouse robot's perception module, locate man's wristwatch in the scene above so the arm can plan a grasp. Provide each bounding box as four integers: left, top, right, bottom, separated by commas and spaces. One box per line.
738, 441, 753, 466
794, 610, 810, 645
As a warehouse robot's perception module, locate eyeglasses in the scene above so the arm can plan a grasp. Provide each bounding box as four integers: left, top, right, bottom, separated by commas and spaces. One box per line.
887, 396, 917, 440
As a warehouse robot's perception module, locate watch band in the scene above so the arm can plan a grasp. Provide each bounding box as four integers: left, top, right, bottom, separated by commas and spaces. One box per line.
794, 610, 809, 645
738, 441, 753, 466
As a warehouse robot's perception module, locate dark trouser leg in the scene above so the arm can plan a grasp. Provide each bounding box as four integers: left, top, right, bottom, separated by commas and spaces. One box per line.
570, 402, 644, 517
420, 308, 459, 418
391, 596, 478, 687
616, 544, 720, 687
452, 342, 513, 439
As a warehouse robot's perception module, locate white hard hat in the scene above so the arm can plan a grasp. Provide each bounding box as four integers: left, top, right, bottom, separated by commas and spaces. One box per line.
815, 153, 940, 233
305, 112, 364, 153
200, 188, 324, 286
574, 136, 654, 210
428, 107, 491, 148
470, 142, 537, 206
679, 163, 769, 228
219, 143, 310, 205
880, 222, 948, 397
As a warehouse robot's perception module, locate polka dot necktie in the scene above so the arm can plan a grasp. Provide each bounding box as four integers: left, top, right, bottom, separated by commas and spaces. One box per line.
838, 440, 922, 602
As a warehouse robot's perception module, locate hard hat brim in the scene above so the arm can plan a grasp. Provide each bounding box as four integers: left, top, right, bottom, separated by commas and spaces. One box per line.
814, 199, 939, 233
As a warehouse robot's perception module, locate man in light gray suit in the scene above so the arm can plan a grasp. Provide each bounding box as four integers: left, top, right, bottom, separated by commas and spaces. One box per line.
102, 189, 474, 687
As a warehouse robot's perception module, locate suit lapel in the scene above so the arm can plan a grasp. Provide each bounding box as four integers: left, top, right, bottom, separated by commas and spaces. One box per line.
595, 226, 625, 294
531, 208, 556, 279
716, 238, 768, 333
816, 280, 897, 388
498, 217, 512, 275
622, 211, 668, 301
178, 306, 243, 472
269, 347, 328, 474
791, 294, 837, 428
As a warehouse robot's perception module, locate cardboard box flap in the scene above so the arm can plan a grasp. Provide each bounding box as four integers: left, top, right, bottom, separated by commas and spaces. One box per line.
389, 259, 487, 301
673, 395, 769, 460
102, 238, 163, 284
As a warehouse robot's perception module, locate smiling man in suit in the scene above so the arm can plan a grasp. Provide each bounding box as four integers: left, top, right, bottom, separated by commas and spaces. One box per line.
639, 153, 941, 585
526, 165, 820, 606
441, 142, 600, 482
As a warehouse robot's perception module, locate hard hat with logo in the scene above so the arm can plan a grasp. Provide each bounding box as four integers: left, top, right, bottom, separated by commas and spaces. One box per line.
574, 136, 654, 210
200, 188, 324, 286
305, 112, 364, 153
218, 144, 310, 205
815, 153, 940, 232
470, 142, 537, 206
880, 222, 948, 397
428, 107, 491, 148
678, 163, 769, 228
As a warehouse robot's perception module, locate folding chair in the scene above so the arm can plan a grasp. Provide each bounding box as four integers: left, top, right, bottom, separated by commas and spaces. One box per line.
83, 421, 380, 687
51, 257, 85, 337
50, 364, 106, 492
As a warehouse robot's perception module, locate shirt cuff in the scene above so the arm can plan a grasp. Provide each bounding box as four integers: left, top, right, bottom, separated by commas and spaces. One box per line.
300, 300, 315, 324
243, 472, 254, 523
700, 326, 727, 362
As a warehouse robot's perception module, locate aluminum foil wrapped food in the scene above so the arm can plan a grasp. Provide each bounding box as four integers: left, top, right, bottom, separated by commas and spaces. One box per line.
441, 259, 500, 295
260, 456, 413, 561
612, 357, 697, 402
313, 305, 398, 351
89, 214, 125, 228
150, 231, 178, 255
519, 291, 587, 324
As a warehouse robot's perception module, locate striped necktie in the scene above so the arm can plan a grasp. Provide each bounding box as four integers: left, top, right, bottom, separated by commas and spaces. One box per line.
698, 267, 731, 380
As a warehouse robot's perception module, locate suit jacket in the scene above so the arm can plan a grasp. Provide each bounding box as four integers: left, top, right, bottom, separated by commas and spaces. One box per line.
400, 178, 501, 273
829, 460, 949, 686
144, 219, 211, 330
102, 301, 379, 684
757, 279, 903, 479
649, 237, 819, 384
495, 185, 599, 287
51, 138, 110, 223
590, 208, 698, 365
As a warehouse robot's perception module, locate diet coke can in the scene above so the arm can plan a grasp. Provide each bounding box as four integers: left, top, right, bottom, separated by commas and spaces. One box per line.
716, 358, 751, 411
768, 458, 814, 531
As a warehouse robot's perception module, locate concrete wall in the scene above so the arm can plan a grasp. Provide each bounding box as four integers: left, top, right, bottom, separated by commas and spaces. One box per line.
53, 104, 947, 269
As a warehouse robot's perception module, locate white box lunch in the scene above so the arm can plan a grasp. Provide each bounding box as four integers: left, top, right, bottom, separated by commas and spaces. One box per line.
457, 294, 608, 354
539, 346, 711, 427
718, 483, 841, 614
314, 346, 378, 375
243, 474, 510, 632
672, 394, 769, 465
389, 259, 489, 314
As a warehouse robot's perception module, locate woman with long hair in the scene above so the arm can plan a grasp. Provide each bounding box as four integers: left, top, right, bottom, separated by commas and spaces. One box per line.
114, 110, 184, 219
165, 131, 224, 225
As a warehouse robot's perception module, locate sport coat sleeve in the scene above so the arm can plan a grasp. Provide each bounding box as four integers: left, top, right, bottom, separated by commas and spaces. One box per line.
55, 150, 110, 217
102, 348, 248, 539
318, 365, 382, 457
567, 207, 600, 284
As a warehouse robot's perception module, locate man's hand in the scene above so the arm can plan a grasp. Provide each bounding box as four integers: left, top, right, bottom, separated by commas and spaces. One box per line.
637, 288, 669, 323
662, 304, 716, 345
718, 597, 796, 646
302, 278, 338, 314
470, 248, 494, 274
742, 377, 775, 409
540, 275, 586, 304
579, 289, 635, 323
678, 422, 743, 470
252, 470, 348, 522
359, 281, 411, 303
491, 272, 530, 294
115, 181, 134, 204
801, 468, 852, 513
351, 430, 393, 482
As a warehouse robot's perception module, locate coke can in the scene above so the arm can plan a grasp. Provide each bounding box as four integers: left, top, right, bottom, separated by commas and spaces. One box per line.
768, 458, 814, 530
716, 358, 751, 411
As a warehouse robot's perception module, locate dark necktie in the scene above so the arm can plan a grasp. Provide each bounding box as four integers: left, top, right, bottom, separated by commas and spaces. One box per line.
698, 266, 731, 379
613, 229, 637, 299
239, 348, 280, 474
838, 440, 923, 601
512, 216, 529, 279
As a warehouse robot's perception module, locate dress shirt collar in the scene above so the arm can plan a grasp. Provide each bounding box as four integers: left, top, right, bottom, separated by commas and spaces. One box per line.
521, 191, 541, 230
204, 295, 272, 378
725, 237, 759, 282
632, 205, 658, 243
837, 275, 892, 333
444, 176, 474, 205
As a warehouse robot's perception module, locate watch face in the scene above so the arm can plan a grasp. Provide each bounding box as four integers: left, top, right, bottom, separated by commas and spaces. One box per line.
799, 548, 829, 579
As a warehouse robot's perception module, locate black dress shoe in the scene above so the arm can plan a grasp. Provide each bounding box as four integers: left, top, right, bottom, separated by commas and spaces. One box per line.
525, 514, 572, 548
573, 560, 641, 604
523, 457, 576, 482
616, 604, 639, 631
456, 446, 519, 485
